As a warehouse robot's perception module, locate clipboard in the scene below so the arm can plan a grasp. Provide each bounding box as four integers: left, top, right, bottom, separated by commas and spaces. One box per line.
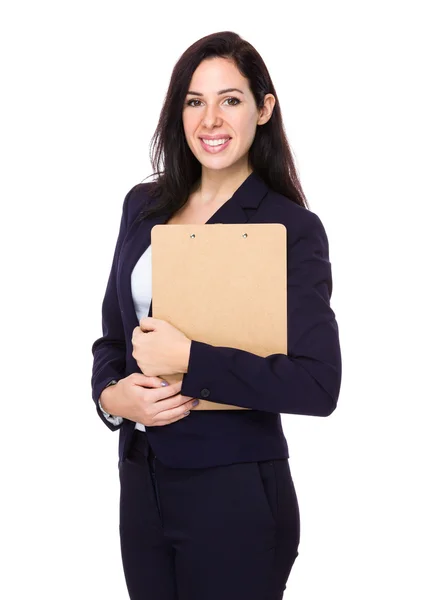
151, 223, 287, 410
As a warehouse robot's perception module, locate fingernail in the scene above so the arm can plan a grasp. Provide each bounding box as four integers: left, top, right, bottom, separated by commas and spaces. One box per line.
192, 399, 200, 407
161, 381, 169, 386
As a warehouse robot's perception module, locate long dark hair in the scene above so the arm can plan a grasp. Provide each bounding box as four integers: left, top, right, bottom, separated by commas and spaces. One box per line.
136, 31, 308, 222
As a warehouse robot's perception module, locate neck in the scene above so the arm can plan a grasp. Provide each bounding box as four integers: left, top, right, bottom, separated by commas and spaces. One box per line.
192, 162, 253, 207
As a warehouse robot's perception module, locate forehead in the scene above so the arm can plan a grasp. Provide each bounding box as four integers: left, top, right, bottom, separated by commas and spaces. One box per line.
189, 57, 249, 92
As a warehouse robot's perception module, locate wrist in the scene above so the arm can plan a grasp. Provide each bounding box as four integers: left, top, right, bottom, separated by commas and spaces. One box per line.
100, 380, 119, 415
180, 339, 192, 374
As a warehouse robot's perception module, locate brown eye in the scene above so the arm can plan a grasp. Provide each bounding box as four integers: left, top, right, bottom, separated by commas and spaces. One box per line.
224, 97, 241, 106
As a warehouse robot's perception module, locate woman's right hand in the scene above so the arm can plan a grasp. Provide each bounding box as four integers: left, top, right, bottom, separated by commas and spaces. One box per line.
99, 373, 199, 426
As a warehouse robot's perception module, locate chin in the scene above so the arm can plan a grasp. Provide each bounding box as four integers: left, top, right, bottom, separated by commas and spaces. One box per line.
198, 154, 237, 168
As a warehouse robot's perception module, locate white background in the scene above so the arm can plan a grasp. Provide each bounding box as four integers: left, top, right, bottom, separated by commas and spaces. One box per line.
1, 1, 427, 598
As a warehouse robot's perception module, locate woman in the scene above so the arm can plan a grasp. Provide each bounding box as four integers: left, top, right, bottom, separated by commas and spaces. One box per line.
91, 31, 342, 600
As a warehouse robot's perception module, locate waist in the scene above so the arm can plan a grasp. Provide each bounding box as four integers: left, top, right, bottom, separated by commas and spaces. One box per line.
122, 412, 289, 468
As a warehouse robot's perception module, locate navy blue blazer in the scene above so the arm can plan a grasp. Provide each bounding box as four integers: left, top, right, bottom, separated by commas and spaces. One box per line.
91, 171, 342, 468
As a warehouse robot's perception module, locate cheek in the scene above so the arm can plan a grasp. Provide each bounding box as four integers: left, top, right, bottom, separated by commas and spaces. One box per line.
182, 113, 197, 138
230, 113, 257, 143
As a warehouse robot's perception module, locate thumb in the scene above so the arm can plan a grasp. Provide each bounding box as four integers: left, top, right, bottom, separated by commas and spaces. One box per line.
139, 316, 158, 332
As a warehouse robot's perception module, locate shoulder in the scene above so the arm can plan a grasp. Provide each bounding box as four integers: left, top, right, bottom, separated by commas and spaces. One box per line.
122, 181, 156, 225
260, 188, 328, 249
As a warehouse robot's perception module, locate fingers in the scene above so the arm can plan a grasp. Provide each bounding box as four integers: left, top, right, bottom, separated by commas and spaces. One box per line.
151, 399, 197, 426
129, 373, 196, 426
131, 373, 182, 394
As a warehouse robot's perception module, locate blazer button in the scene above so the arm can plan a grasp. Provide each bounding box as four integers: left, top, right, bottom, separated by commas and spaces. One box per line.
200, 388, 210, 398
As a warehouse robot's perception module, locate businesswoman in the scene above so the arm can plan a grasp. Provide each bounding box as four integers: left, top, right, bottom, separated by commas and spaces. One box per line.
91, 31, 342, 600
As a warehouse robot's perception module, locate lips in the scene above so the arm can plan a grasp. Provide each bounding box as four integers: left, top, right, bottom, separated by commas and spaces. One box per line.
199, 135, 232, 141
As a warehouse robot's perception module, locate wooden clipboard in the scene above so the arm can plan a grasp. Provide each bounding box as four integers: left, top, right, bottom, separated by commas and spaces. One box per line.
151, 223, 287, 410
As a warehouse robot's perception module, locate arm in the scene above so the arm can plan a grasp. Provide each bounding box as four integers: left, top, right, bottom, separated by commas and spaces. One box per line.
180, 211, 342, 417
91, 187, 136, 431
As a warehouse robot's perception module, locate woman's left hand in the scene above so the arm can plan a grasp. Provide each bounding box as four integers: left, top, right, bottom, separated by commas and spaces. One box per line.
132, 317, 192, 377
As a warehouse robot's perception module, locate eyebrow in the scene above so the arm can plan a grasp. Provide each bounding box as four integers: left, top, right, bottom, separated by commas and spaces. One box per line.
186, 88, 245, 96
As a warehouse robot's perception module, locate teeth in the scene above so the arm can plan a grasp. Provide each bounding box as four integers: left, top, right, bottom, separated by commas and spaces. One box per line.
202, 138, 229, 146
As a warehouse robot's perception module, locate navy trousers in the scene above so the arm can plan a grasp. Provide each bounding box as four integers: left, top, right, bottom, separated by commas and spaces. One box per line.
119, 429, 300, 599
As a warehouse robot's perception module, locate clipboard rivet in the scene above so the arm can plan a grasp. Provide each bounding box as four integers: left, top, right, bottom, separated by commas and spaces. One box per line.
190, 233, 196, 238
242, 233, 248, 238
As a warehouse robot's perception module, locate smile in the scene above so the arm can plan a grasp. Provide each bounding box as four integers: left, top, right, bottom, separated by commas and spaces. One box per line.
200, 137, 232, 153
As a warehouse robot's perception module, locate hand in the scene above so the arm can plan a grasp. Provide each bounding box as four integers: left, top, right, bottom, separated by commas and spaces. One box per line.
100, 374, 199, 426
132, 317, 191, 377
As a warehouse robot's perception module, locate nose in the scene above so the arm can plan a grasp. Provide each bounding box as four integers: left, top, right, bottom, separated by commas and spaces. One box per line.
201, 104, 223, 128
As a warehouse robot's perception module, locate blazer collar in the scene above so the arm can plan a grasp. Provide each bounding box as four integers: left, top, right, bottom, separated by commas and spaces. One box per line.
152, 170, 268, 225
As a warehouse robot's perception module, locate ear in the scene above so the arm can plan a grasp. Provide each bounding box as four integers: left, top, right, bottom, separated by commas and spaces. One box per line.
257, 94, 276, 126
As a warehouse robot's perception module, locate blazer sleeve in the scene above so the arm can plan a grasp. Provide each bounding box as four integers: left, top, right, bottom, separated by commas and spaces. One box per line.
90, 187, 135, 431
180, 210, 342, 417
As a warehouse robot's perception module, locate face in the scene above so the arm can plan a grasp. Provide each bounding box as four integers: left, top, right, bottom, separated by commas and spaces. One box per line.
182, 57, 275, 173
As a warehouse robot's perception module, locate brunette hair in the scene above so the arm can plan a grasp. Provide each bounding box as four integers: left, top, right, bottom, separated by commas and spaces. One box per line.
136, 30, 308, 222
